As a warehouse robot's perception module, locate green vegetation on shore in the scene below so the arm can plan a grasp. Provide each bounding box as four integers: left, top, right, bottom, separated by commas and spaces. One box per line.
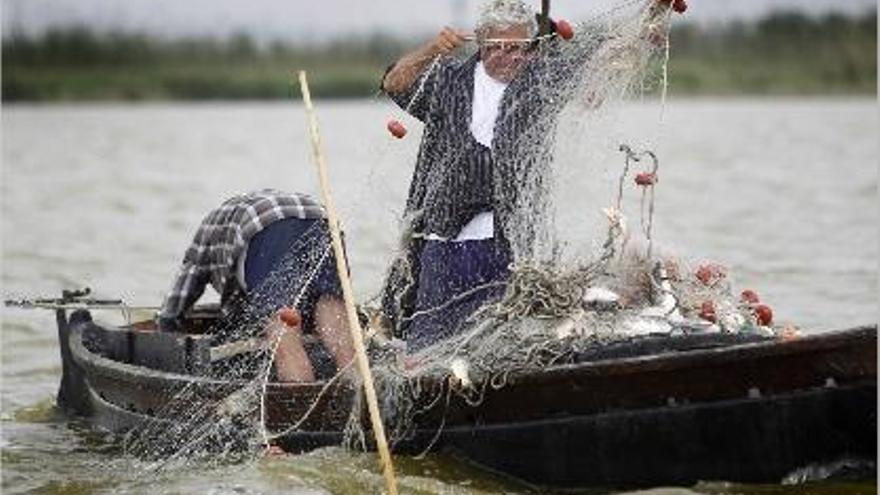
668, 11, 877, 95
2, 10, 875, 101
2, 32, 402, 101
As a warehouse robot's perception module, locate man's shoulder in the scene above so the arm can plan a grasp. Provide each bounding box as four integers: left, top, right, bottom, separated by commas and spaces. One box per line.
199, 190, 324, 227
442, 54, 479, 77
220, 189, 320, 208
419, 54, 477, 90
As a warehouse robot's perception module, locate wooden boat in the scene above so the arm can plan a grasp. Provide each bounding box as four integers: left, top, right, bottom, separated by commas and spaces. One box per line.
53, 305, 876, 489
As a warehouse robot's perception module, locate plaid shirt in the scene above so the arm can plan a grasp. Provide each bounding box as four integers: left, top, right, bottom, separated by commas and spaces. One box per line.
158, 190, 324, 331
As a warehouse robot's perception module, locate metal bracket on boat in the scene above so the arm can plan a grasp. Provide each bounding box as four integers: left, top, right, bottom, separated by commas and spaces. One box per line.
4, 287, 157, 312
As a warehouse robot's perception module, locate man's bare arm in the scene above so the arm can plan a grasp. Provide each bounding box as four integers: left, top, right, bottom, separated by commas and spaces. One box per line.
383, 27, 468, 94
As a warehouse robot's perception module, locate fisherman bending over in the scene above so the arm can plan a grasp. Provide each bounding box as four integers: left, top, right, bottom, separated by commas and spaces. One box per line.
157, 189, 354, 382
380, 0, 682, 351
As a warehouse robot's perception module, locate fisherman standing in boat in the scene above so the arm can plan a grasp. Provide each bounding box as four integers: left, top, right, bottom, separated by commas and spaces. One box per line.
381, 0, 540, 352
380, 0, 683, 351
158, 189, 354, 382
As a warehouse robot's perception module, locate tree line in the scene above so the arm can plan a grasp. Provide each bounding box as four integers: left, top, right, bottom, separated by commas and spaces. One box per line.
2, 9, 875, 100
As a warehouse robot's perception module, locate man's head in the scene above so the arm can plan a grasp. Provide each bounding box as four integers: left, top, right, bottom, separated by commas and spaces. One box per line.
476, 0, 538, 83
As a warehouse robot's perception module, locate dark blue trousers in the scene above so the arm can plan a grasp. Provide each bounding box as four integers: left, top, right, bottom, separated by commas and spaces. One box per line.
406, 238, 511, 352
243, 217, 342, 333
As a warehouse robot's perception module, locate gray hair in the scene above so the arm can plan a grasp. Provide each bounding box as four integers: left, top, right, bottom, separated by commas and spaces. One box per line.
475, 0, 538, 40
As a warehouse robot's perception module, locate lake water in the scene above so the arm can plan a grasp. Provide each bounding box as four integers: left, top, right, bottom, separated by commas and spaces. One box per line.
1, 98, 877, 494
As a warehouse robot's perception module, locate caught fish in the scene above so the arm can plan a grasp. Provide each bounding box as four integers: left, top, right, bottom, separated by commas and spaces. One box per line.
449, 357, 472, 389
583, 287, 620, 311
640, 262, 682, 322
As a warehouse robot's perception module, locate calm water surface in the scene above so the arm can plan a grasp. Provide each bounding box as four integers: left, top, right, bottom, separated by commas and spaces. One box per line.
1, 98, 877, 494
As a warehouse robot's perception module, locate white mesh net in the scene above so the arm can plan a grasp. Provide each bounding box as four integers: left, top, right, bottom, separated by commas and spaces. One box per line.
118, 0, 780, 474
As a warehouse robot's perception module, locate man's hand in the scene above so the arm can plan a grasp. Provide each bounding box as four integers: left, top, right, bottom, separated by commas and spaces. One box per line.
656, 0, 687, 14
427, 27, 468, 57
383, 27, 469, 94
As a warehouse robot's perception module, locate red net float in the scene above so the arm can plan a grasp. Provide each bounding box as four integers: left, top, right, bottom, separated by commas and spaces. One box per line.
753, 304, 773, 326
699, 301, 717, 323
634, 172, 657, 186
387, 119, 407, 139
672, 0, 688, 13
695, 263, 726, 285
278, 308, 302, 328
555, 19, 575, 41
740, 289, 760, 305
657, 0, 687, 14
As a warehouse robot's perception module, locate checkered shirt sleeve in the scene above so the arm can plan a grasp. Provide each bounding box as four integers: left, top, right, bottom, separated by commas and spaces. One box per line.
157, 190, 324, 331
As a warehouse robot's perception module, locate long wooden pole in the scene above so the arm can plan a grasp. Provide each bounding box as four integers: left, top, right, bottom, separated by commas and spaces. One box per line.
297, 70, 399, 495
540, 0, 551, 36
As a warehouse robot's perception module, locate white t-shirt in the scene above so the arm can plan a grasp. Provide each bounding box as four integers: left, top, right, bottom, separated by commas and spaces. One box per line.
433, 62, 506, 243
424, 62, 507, 242
469, 61, 508, 148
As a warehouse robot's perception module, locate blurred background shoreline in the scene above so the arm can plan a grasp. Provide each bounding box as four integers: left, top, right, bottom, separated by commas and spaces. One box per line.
3, 9, 876, 102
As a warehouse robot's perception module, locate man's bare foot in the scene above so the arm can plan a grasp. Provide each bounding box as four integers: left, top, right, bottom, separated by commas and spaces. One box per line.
264, 444, 288, 457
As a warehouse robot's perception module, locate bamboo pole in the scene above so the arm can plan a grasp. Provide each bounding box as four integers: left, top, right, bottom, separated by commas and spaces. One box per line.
297, 70, 399, 495
540, 0, 551, 36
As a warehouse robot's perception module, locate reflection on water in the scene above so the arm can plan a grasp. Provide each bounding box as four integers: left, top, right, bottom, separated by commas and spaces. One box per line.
2, 99, 877, 494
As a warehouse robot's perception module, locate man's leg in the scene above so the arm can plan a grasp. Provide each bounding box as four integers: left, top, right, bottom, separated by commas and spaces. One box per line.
244, 218, 326, 381
314, 295, 355, 372
268, 308, 316, 382
245, 217, 354, 378
407, 238, 511, 351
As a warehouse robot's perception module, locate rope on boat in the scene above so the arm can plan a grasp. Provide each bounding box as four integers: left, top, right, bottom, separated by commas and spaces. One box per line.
619, 143, 660, 260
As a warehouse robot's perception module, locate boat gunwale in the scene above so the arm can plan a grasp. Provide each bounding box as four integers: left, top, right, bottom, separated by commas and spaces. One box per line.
68, 315, 877, 394
68, 322, 325, 394
506, 325, 877, 386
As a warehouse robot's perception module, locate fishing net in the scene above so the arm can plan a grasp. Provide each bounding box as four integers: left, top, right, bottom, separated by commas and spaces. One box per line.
119, 222, 349, 472
116, 0, 781, 474
347, 0, 782, 449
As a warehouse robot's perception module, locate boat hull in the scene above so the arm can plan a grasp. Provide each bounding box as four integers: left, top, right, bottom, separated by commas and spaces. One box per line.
414, 384, 875, 488
55, 308, 877, 488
